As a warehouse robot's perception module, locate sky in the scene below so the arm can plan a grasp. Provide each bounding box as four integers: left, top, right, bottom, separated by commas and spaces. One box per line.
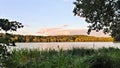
0, 0, 108, 37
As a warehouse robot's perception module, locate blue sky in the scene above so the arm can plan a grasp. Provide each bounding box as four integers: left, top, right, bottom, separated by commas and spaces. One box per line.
0, 0, 107, 36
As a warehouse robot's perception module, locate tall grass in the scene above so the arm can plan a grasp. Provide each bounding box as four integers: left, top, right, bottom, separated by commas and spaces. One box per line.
4, 47, 120, 68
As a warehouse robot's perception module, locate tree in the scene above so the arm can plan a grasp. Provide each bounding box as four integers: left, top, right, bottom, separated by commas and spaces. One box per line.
0, 18, 23, 67
73, 0, 120, 42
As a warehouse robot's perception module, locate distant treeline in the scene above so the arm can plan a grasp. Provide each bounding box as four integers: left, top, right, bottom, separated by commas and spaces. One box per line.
0, 33, 113, 42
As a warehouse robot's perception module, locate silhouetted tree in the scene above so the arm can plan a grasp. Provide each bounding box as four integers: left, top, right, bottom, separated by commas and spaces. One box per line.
73, 0, 120, 42
0, 18, 23, 67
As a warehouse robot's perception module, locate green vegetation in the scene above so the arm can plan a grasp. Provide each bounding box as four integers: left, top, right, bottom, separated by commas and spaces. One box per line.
0, 19, 23, 67
0, 34, 113, 42
73, 0, 120, 42
5, 47, 120, 68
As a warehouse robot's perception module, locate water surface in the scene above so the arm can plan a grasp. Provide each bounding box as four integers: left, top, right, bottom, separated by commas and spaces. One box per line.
8, 42, 120, 51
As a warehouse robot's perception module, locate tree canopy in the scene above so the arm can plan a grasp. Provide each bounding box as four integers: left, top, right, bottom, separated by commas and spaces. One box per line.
73, 0, 120, 41
0, 18, 23, 67
0, 19, 23, 45
0, 18, 23, 44
0, 19, 23, 32
1, 34, 112, 42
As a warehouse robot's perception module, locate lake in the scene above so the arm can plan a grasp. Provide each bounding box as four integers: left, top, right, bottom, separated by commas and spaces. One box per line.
8, 42, 120, 51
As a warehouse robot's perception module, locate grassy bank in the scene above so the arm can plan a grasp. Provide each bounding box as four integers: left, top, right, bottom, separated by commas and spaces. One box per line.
4, 47, 120, 68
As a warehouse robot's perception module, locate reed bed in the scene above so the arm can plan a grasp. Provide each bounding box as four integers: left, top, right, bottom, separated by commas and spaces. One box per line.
4, 47, 120, 68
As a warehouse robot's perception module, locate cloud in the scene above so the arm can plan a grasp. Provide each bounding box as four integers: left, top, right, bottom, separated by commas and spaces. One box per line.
60, 25, 68, 27
37, 25, 109, 37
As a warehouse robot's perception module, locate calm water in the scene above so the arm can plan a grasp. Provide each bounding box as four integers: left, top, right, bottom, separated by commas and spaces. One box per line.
8, 42, 120, 51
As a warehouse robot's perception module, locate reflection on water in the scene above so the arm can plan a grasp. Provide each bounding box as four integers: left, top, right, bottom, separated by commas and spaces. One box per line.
8, 42, 120, 51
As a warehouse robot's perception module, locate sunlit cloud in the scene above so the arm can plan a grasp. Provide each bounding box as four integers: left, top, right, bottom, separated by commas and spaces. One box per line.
60, 25, 69, 27
37, 25, 109, 37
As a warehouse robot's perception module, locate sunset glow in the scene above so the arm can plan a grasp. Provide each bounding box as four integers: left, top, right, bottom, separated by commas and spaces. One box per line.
0, 0, 108, 37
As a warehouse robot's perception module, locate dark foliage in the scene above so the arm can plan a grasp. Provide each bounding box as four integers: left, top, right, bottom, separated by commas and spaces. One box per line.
0, 19, 23, 32
73, 0, 120, 42
0, 18, 23, 67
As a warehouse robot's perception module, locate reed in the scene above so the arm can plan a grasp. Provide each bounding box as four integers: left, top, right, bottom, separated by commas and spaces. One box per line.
4, 47, 120, 68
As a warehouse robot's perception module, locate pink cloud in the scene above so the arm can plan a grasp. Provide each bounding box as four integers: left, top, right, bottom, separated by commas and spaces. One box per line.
60, 25, 68, 27
37, 26, 109, 37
